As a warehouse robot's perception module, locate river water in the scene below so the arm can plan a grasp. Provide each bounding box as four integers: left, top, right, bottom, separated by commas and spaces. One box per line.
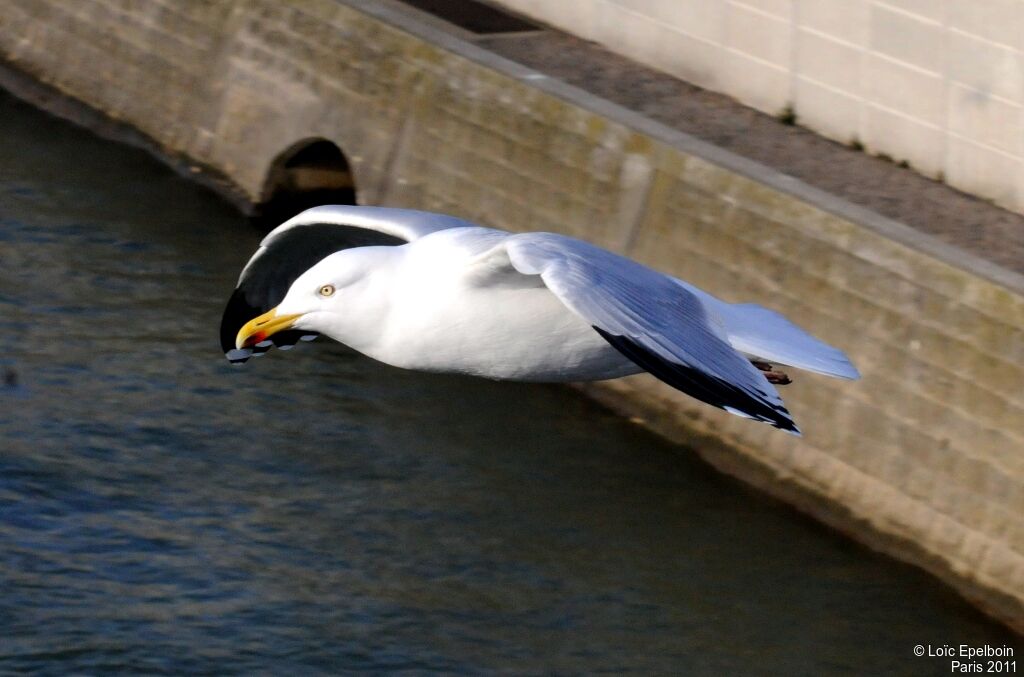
0, 90, 1017, 674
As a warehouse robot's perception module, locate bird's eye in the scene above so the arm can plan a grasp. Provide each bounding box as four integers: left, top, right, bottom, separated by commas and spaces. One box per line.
318, 284, 335, 297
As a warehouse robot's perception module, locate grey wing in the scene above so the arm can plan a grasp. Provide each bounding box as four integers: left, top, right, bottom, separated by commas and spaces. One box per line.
503, 233, 800, 433
222, 206, 477, 362
676, 280, 860, 380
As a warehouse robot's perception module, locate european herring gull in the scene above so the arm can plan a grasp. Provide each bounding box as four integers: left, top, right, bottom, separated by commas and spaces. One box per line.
220, 206, 859, 434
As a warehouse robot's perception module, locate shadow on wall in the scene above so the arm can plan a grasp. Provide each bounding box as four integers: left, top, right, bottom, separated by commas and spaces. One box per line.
253, 137, 357, 231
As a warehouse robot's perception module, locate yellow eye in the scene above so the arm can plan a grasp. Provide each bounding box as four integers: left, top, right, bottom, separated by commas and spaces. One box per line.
318, 284, 335, 297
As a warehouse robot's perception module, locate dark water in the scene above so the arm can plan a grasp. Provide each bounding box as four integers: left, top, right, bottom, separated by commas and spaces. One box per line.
0, 90, 1017, 675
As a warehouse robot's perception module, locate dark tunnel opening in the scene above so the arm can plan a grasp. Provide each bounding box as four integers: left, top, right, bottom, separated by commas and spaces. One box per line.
253, 138, 357, 231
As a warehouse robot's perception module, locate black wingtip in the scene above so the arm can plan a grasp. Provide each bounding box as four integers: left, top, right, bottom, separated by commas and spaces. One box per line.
219, 287, 257, 355
594, 327, 799, 433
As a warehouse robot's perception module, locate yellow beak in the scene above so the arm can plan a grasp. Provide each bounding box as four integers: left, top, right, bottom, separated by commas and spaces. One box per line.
235, 307, 303, 350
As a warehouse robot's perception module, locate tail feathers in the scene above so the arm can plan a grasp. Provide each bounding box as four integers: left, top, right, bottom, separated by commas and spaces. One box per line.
722, 304, 860, 380
673, 280, 859, 380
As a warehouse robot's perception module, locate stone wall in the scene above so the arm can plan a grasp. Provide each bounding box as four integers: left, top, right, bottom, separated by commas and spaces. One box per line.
495, 0, 1024, 215
2, 0, 1022, 629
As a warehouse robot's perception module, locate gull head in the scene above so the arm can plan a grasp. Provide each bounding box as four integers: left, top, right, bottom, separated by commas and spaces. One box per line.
234, 247, 394, 351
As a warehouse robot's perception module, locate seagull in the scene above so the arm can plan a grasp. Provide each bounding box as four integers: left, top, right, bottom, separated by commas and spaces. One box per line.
221, 205, 859, 434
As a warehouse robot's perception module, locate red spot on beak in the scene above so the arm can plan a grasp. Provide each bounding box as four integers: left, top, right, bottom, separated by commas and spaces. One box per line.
245, 330, 267, 347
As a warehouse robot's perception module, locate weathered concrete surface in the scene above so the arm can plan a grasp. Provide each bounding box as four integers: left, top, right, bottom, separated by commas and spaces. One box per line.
2, 0, 1023, 629
493, 0, 1024, 218
477, 28, 1024, 279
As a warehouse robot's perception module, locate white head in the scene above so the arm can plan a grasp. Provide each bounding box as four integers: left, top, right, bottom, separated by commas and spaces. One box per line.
234, 246, 399, 352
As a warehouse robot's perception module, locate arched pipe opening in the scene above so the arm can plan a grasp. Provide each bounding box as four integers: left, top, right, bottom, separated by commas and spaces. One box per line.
253, 138, 358, 231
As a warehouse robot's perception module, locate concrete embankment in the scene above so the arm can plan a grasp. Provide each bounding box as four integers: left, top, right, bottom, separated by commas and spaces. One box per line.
2, 0, 1022, 630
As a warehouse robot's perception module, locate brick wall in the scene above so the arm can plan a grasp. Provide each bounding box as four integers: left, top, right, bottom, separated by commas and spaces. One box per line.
1, 0, 1022, 628
496, 0, 1024, 214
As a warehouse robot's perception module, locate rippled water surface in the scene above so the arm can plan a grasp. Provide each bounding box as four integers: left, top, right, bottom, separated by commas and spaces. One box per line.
0, 91, 1018, 674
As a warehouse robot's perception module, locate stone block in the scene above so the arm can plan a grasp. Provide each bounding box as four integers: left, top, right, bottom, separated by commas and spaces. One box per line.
869, 2, 943, 74
796, 29, 862, 97
794, 78, 861, 144
947, 0, 1023, 49
863, 53, 944, 126
874, 0, 943, 22
725, 2, 792, 69
652, 29, 718, 92
947, 29, 1024, 105
800, 0, 870, 47
862, 104, 943, 175
944, 135, 1022, 210
947, 82, 1023, 157
719, 50, 791, 113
